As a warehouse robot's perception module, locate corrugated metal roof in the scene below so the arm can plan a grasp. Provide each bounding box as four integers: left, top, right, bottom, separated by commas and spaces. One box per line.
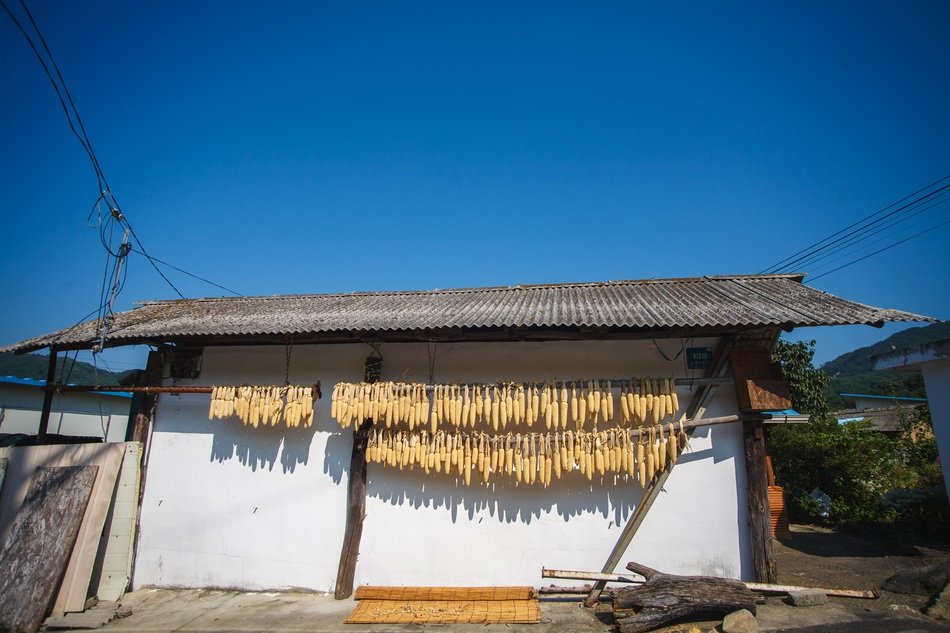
1, 274, 934, 353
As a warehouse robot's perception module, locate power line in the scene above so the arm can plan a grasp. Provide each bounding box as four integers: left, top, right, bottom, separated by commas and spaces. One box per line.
129, 248, 243, 296
760, 174, 950, 274
808, 218, 950, 283
784, 189, 950, 273
2, 0, 241, 318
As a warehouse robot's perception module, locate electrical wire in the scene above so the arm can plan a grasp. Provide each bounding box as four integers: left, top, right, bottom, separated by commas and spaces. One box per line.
788, 190, 950, 273
2, 0, 242, 318
808, 218, 950, 282
129, 248, 242, 296
760, 174, 950, 274
803, 196, 950, 275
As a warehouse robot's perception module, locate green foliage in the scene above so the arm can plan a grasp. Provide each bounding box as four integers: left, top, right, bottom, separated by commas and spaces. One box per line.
771, 340, 830, 422
0, 352, 124, 386
769, 339, 948, 534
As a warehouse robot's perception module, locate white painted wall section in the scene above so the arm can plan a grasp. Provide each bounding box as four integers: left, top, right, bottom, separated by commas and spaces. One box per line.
921, 361, 950, 501
0, 382, 131, 442
133, 338, 753, 591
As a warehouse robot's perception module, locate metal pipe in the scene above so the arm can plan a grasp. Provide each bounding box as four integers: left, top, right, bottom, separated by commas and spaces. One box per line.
42, 382, 323, 398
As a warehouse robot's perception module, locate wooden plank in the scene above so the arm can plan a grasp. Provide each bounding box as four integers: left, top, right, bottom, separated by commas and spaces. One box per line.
583, 337, 735, 607
44, 601, 118, 629
333, 419, 371, 599
744, 419, 776, 583
542, 568, 878, 599
0, 445, 55, 545
89, 442, 142, 602
0, 465, 98, 633
0, 457, 7, 495
53, 444, 125, 613
730, 351, 791, 411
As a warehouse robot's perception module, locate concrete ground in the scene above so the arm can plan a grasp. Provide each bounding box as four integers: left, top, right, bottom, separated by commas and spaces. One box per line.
61, 587, 949, 633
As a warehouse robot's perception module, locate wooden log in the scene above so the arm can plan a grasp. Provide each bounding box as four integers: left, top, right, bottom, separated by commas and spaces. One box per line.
541, 567, 878, 599
614, 562, 756, 633
0, 466, 98, 633
744, 418, 776, 583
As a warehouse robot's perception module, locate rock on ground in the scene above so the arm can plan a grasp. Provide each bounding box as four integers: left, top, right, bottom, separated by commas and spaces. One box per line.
925, 580, 950, 620
722, 608, 757, 633
787, 588, 828, 607
883, 560, 950, 595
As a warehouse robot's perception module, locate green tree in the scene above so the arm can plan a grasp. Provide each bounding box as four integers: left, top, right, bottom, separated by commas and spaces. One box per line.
769, 340, 902, 525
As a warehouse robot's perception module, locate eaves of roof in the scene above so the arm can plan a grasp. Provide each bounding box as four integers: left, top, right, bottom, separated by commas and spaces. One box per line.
1, 273, 935, 354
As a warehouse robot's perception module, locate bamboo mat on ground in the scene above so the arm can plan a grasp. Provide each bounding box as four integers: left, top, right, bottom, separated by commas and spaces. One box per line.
346, 586, 540, 624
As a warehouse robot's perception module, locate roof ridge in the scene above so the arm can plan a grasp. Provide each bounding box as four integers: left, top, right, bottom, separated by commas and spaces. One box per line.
136, 273, 807, 306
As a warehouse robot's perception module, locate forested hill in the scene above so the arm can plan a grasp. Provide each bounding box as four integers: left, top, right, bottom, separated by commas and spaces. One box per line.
821, 321, 950, 409
0, 352, 125, 386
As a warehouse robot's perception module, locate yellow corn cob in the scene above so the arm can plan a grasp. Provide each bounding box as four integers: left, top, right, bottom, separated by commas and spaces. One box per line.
658, 425, 667, 470
637, 442, 646, 485
570, 383, 579, 425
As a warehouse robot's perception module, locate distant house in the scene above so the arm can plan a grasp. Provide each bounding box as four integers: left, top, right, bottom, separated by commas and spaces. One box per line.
0, 376, 133, 442
872, 338, 950, 501
835, 406, 922, 434
837, 392, 927, 411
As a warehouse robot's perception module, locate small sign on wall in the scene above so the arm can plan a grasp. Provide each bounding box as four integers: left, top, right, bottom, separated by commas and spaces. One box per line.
686, 347, 712, 370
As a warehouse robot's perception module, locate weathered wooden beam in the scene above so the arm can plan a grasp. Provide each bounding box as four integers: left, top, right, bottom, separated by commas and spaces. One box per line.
744, 418, 776, 583
37, 347, 58, 442
23, 325, 785, 354
614, 562, 757, 633
541, 567, 878, 598
334, 356, 381, 600
0, 466, 98, 633
583, 337, 736, 607
334, 419, 371, 599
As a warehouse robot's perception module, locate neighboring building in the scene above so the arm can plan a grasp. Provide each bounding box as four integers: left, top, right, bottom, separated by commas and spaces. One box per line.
1, 273, 931, 593
872, 338, 950, 501
838, 392, 927, 411
0, 376, 132, 442
835, 405, 923, 434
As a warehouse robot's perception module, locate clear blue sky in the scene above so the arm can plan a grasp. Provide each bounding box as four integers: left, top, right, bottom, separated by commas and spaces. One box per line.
1, 0, 948, 372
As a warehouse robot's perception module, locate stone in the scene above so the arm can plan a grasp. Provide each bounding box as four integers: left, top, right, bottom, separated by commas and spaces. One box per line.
722, 608, 757, 633
884, 560, 950, 595
888, 604, 922, 617
925, 580, 950, 620
116, 605, 133, 618
787, 588, 828, 607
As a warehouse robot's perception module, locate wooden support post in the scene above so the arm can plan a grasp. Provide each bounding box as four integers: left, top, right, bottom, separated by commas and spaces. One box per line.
334, 419, 371, 599
334, 354, 381, 599
744, 417, 776, 583
37, 347, 58, 442
584, 337, 735, 608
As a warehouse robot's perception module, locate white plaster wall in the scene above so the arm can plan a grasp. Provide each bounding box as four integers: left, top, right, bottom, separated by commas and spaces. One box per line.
921, 361, 950, 501
0, 384, 130, 442
133, 338, 752, 592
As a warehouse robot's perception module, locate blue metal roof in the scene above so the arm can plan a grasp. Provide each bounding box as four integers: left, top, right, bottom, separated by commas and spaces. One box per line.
838, 393, 927, 402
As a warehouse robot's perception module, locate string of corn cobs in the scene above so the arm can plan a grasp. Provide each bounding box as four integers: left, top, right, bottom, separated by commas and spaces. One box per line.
364, 423, 687, 487
209, 385, 314, 428
331, 378, 679, 432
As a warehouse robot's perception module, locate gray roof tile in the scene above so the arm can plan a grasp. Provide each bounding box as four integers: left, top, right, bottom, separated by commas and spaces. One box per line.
1, 274, 934, 353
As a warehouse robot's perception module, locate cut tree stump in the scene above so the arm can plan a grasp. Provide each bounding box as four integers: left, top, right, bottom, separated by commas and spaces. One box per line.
613, 562, 756, 633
